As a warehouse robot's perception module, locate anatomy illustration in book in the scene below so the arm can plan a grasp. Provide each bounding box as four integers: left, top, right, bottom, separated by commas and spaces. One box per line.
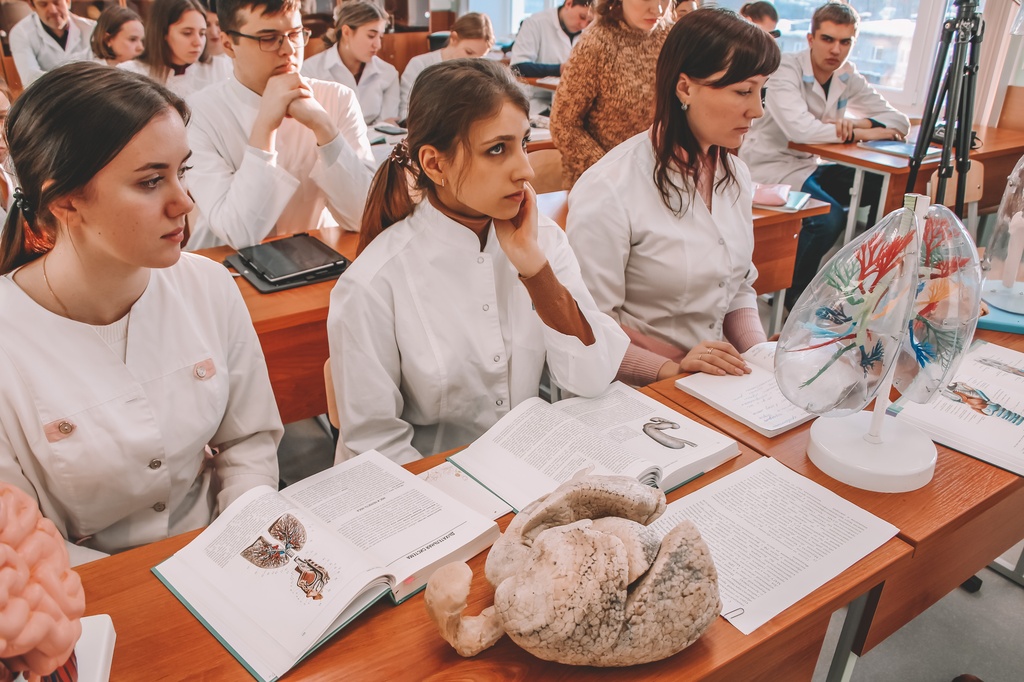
939, 382, 1024, 425
240, 514, 331, 600
641, 417, 697, 449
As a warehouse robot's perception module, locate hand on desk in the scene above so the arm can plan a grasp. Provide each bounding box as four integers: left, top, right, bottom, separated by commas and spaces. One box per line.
674, 340, 750, 378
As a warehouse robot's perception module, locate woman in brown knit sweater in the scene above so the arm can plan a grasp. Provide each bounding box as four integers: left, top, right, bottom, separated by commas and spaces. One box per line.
550, 0, 669, 188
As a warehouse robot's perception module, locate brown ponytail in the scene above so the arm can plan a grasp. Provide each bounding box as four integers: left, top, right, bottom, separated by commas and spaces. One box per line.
357, 58, 528, 254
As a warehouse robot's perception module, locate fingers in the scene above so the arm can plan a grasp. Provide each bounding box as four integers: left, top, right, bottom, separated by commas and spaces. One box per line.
685, 341, 750, 376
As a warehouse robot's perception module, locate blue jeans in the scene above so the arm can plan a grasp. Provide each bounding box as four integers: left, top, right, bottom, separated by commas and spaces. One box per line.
787, 165, 882, 309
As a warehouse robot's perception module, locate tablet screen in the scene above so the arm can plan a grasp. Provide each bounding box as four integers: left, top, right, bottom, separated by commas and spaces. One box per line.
237, 235, 347, 283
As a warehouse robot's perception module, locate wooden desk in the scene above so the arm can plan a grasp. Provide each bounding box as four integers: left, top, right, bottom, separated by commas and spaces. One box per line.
645, 328, 1024, 659
789, 125, 1024, 244
77, 450, 911, 681
518, 76, 560, 92
195, 229, 360, 424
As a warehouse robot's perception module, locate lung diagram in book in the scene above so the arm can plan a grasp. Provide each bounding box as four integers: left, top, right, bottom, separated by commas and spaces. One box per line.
939, 382, 1024, 424
641, 417, 697, 449
240, 514, 331, 600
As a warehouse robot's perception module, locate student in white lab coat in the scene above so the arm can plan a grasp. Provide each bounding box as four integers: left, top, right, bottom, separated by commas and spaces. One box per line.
8, 0, 95, 86
302, 2, 399, 126
739, 2, 909, 308
329, 59, 628, 464
186, 0, 375, 249
90, 6, 145, 66
0, 83, 13, 228
510, 0, 592, 112
0, 63, 282, 566
119, 0, 231, 98
568, 9, 778, 386
398, 13, 494, 122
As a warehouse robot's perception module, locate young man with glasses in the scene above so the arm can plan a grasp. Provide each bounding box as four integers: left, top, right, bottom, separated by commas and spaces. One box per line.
185, 0, 375, 248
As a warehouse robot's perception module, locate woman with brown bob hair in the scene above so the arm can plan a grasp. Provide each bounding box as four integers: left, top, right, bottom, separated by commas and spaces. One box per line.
90, 5, 145, 65
549, 0, 669, 188
0, 63, 281, 564
567, 9, 780, 386
327, 59, 627, 464
120, 0, 231, 97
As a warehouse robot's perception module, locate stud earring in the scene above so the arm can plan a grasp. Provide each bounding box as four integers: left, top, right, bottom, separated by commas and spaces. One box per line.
680, 101, 690, 112
441, 178, 446, 188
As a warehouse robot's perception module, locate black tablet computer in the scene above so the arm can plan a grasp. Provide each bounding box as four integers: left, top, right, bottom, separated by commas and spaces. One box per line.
236, 234, 348, 283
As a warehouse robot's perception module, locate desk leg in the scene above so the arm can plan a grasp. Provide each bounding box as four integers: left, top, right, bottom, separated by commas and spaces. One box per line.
843, 168, 864, 245
770, 289, 786, 336
824, 592, 869, 682
877, 173, 890, 221
990, 545, 1024, 587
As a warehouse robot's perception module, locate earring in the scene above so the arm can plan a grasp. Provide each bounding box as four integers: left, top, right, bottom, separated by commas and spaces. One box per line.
440, 178, 446, 188
680, 101, 690, 112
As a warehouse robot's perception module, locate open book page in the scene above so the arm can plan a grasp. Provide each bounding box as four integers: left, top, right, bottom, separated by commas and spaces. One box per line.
419, 461, 513, 520
154, 485, 389, 682
892, 341, 1024, 475
282, 450, 499, 601
554, 382, 738, 490
648, 458, 897, 635
675, 343, 813, 437
449, 396, 662, 513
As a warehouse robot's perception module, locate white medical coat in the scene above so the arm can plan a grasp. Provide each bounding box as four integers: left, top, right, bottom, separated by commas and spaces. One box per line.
328, 199, 629, 464
568, 132, 759, 353
302, 49, 399, 126
0, 254, 282, 560
511, 8, 580, 67
740, 50, 910, 188
186, 76, 376, 249
9, 13, 95, 86
119, 56, 232, 99
398, 50, 442, 122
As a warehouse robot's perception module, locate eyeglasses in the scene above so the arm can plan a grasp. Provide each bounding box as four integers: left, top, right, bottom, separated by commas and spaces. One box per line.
226, 28, 312, 52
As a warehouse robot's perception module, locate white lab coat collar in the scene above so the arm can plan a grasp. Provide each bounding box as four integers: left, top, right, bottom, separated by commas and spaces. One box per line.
796, 49, 856, 113
30, 13, 87, 55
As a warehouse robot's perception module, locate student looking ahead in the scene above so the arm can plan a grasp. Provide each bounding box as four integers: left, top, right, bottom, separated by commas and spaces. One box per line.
568, 8, 776, 386
740, 2, 909, 309
186, 0, 375, 249
0, 63, 281, 565
328, 59, 628, 464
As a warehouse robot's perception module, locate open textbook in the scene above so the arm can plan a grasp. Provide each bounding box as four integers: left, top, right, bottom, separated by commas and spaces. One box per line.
650, 457, 898, 634
448, 382, 740, 512
891, 340, 1024, 476
153, 450, 499, 682
675, 342, 814, 437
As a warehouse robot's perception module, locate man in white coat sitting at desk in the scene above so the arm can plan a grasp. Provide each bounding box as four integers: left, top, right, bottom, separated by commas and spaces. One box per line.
8, 0, 94, 86
186, 0, 375, 249
740, 1, 909, 310
510, 0, 592, 114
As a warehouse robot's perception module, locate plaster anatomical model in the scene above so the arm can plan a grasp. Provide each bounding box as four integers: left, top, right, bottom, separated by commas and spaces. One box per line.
425, 475, 720, 666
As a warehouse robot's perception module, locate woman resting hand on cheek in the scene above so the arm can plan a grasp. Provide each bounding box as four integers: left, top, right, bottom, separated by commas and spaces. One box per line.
328, 59, 628, 465
0, 63, 281, 565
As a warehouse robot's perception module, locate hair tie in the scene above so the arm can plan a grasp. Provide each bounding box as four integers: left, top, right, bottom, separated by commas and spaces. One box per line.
388, 139, 413, 169
12, 188, 34, 220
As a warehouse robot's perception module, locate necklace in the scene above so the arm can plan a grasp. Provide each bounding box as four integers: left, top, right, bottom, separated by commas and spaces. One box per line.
41, 254, 73, 319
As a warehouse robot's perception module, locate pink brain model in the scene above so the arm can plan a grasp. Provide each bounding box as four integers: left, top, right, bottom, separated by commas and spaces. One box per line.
0, 484, 85, 682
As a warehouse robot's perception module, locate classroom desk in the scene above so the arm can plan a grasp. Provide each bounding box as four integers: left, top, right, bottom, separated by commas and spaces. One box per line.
196, 203, 819, 424
76, 448, 911, 681
789, 125, 1024, 244
518, 76, 560, 92
645, 328, 1024, 665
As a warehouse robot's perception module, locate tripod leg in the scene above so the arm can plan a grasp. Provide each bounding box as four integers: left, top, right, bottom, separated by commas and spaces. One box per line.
909, 19, 955, 190
954, 16, 984, 216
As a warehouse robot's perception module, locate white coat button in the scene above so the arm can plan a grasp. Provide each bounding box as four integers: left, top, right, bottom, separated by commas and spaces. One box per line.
718, 238, 725, 245
58, 421, 74, 435
493, 355, 500, 362
477, 257, 485, 264
153, 502, 166, 512
496, 399, 504, 406
148, 459, 162, 470
482, 304, 489, 311
719, 281, 725, 288
195, 365, 207, 379
708, 323, 715, 329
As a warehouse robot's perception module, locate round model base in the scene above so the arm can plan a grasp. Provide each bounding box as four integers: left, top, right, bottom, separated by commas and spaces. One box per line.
982, 281, 1024, 315
807, 412, 937, 493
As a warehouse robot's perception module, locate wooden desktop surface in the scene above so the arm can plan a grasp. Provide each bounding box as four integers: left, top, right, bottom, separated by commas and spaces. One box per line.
646, 328, 1024, 653
195, 203, 822, 424
76, 447, 911, 681
518, 76, 560, 92
789, 125, 1024, 214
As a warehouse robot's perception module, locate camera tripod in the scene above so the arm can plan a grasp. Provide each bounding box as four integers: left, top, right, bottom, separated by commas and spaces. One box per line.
906, 0, 985, 218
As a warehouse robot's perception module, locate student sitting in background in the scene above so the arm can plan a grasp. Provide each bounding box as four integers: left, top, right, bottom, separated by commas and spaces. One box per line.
0, 63, 281, 566
90, 6, 145, 66
740, 2, 909, 309
186, 0, 375, 249
302, 1, 399, 126
0, 81, 13, 228
9, 0, 95, 86
671, 0, 697, 22
398, 13, 494, 123
510, 0, 592, 113
740, 1, 779, 37
120, 0, 232, 98
568, 8, 775, 386
328, 59, 628, 464
550, 0, 669, 188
